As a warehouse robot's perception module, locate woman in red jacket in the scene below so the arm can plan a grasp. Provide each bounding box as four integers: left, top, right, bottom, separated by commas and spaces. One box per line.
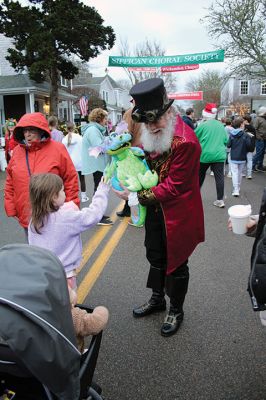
4, 112, 80, 236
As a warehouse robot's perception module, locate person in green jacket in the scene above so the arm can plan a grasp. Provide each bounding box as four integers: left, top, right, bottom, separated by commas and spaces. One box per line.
195, 103, 228, 208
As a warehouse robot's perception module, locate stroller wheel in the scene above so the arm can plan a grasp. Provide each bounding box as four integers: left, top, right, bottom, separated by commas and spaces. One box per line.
91, 381, 102, 394
86, 386, 104, 400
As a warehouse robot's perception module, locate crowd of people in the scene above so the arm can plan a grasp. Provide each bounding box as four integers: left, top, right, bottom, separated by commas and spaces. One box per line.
181, 104, 265, 207
1, 77, 266, 348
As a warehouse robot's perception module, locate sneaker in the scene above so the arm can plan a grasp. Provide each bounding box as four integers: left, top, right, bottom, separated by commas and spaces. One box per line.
227, 172, 232, 178
246, 175, 252, 179
213, 200, 225, 208
232, 190, 239, 197
81, 194, 89, 203
97, 216, 114, 226
116, 209, 131, 217
254, 166, 264, 172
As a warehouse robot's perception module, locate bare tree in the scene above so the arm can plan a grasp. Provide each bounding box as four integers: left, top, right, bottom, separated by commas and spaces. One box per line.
185, 69, 225, 117
116, 79, 132, 91
0, 0, 115, 116
202, 0, 266, 80
118, 38, 177, 91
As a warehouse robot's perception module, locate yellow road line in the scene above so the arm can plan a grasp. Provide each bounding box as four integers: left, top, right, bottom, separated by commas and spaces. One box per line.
77, 201, 124, 273
77, 216, 129, 303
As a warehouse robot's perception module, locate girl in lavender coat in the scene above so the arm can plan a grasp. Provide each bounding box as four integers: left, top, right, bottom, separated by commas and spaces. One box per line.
28, 173, 110, 290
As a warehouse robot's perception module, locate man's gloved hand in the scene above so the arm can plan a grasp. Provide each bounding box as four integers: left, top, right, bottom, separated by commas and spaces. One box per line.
137, 189, 158, 206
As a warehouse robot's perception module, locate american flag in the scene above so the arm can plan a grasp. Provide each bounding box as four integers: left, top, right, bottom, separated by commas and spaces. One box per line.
79, 96, 88, 117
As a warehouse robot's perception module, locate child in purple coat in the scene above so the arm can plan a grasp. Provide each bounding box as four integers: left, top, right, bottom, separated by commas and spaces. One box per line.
28, 173, 110, 290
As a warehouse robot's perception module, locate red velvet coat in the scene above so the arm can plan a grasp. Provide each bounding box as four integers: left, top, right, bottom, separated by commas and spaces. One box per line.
4, 113, 80, 227
151, 115, 205, 274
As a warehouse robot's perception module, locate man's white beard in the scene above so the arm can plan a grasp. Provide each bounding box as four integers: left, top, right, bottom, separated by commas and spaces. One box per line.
141, 116, 175, 154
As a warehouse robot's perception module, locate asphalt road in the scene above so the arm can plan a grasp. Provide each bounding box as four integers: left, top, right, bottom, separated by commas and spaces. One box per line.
0, 170, 266, 400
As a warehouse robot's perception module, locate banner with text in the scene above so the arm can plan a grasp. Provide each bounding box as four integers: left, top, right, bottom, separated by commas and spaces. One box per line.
108, 50, 224, 67
161, 64, 199, 73
128, 67, 157, 72
128, 65, 200, 73
168, 91, 203, 101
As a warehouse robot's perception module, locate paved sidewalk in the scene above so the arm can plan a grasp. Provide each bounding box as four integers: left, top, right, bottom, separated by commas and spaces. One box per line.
0, 170, 6, 190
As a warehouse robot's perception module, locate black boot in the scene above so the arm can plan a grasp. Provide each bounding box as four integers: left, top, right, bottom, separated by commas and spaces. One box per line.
161, 306, 184, 337
160, 263, 189, 336
133, 290, 166, 318
116, 201, 131, 217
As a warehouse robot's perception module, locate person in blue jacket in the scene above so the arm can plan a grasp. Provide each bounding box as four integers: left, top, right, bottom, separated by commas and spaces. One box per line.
81, 108, 113, 225
227, 117, 253, 197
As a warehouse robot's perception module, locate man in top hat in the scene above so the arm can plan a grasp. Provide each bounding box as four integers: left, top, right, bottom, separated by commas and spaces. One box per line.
117, 78, 204, 337
195, 103, 228, 208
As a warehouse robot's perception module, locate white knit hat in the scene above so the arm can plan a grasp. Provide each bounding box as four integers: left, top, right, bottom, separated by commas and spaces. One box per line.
202, 103, 217, 119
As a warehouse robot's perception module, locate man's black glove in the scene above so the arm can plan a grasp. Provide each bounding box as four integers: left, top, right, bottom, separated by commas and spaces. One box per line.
138, 189, 159, 206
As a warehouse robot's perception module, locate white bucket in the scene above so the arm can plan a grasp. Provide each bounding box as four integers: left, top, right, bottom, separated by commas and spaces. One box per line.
228, 204, 252, 234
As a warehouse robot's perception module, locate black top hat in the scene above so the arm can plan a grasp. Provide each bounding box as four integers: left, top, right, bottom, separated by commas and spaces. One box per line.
129, 78, 174, 123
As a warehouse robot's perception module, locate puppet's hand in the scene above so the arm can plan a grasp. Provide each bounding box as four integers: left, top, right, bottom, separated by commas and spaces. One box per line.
138, 170, 158, 189
125, 176, 142, 192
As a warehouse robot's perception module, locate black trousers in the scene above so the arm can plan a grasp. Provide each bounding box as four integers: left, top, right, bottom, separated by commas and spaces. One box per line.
78, 171, 86, 192
144, 206, 189, 312
199, 162, 224, 200
93, 171, 103, 193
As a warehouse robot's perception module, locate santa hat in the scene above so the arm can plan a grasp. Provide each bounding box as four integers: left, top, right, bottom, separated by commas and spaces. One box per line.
202, 103, 217, 119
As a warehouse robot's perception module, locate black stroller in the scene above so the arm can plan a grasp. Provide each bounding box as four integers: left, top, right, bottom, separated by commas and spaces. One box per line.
0, 244, 104, 400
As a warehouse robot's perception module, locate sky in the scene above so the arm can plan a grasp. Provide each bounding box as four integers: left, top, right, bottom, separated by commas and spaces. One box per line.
18, 0, 226, 91
83, 0, 226, 88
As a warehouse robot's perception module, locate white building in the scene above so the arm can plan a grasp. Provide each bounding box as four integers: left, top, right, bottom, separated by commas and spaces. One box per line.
0, 34, 75, 125
72, 73, 131, 125
0, 34, 131, 128
219, 75, 266, 118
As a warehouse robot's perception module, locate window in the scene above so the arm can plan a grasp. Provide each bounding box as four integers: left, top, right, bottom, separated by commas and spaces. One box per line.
60, 76, 68, 87
102, 90, 108, 103
261, 83, 266, 95
240, 80, 249, 95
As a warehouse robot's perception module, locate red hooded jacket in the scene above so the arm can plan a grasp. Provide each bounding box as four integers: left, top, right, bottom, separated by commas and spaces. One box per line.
4, 112, 80, 227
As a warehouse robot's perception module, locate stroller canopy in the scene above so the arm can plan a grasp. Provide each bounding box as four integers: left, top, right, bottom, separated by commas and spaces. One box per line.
0, 244, 81, 400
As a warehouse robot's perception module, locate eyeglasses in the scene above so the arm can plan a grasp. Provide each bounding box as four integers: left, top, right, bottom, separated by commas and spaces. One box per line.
23, 127, 39, 134
132, 109, 162, 123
